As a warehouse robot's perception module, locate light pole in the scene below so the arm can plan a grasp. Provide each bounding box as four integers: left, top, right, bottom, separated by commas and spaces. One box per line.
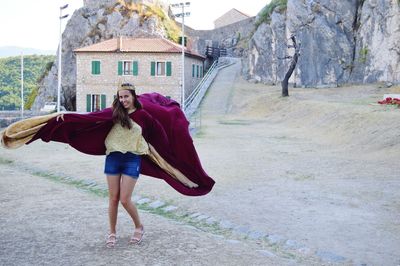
20, 52, 24, 117
171, 2, 190, 112
58, 4, 69, 112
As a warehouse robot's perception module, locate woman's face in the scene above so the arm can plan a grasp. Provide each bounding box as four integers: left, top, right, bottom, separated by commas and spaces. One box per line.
118, 89, 135, 110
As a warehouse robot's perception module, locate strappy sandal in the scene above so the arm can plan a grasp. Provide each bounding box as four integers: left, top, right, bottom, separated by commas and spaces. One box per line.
106, 233, 117, 248
129, 225, 145, 245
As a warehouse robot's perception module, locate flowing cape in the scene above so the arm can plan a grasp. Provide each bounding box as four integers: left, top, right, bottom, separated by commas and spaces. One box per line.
1, 93, 215, 196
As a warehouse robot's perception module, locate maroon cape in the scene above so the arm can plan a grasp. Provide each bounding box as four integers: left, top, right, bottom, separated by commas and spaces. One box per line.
28, 93, 215, 196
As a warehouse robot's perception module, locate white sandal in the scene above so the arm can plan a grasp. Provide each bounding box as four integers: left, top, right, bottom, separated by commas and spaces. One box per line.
129, 225, 145, 245
106, 233, 117, 248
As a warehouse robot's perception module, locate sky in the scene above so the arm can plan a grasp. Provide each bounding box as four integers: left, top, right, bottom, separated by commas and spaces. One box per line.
0, 0, 268, 51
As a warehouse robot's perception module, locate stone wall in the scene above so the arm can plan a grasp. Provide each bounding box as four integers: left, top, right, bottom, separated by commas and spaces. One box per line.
186, 17, 256, 57
75, 52, 203, 112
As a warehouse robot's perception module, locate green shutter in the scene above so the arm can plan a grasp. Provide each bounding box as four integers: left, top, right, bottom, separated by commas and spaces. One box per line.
166, 61, 172, 76
101, 94, 106, 109
96, 61, 100, 74
178, 36, 187, 46
192, 64, 195, 77
133, 61, 138, 76
196, 65, 199, 78
86, 94, 91, 112
91, 61, 96, 74
151, 61, 155, 76
118, 61, 123, 75
92, 61, 100, 75
200, 66, 203, 78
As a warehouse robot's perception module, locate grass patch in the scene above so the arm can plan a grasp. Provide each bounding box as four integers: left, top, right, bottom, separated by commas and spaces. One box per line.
0, 157, 14, 165
255, 0, 287, 28
218, 119, 253, 125
294, 174, 315, 181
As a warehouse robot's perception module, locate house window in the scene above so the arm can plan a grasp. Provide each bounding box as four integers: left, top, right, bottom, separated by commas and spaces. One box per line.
86, 94, 106, 112
151, 61, 172, 76
118, 61, 138, 76
123, 61, 132, 75
91, 60, 100, 75
157, 62, 166, 76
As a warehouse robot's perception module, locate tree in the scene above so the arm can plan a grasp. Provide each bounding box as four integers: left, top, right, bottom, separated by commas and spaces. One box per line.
281, 35, 300, 97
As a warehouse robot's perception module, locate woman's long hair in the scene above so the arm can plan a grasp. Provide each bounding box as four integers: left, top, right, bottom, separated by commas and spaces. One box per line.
112, 84, 142, 129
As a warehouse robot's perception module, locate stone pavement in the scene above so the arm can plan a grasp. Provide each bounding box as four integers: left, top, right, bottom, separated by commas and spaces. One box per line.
0, 164, 299, 266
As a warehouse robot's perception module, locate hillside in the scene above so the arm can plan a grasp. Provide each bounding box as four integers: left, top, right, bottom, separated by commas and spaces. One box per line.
0, 55, 55, 110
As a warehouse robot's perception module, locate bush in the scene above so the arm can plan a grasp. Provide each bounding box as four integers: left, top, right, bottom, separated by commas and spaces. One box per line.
255, 0, 288, 28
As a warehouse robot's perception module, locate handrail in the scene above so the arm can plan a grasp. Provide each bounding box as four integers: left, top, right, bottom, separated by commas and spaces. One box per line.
185, 60, 218, 110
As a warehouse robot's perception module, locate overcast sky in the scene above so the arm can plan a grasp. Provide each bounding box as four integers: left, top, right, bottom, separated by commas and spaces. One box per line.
0, 0, 268, 51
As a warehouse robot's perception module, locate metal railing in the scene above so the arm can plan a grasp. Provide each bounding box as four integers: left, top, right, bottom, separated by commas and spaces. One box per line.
184, 60, 219, 118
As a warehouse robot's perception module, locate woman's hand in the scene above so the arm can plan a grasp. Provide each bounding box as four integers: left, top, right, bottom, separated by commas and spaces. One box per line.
56, 113, 64, 122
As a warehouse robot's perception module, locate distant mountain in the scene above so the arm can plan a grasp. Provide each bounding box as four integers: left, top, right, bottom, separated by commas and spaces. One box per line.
0, 46, 55, 58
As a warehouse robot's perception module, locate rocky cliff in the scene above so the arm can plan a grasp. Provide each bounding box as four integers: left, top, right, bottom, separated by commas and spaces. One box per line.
32, 0, 174, 111
243, 0, 400, 87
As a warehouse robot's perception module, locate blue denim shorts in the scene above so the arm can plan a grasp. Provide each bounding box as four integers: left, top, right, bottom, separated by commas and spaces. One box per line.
104, 152, 141, 179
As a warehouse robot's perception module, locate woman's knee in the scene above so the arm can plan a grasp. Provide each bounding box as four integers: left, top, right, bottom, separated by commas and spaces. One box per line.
119, 195, 132, 206
109, 194, 120, 205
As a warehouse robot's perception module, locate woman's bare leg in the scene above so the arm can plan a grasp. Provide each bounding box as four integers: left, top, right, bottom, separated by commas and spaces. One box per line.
106, 175, 121, 234
119, 175, 142, 228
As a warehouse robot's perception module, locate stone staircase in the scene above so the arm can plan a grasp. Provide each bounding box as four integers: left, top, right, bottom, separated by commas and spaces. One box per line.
184, 57, 238, 119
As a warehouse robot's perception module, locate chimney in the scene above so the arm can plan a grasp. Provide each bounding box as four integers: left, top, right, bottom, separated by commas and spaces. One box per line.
117, 36, 123, 51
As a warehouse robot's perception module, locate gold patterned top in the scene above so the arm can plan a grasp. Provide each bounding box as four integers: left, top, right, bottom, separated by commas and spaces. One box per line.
105, 119, 149, 155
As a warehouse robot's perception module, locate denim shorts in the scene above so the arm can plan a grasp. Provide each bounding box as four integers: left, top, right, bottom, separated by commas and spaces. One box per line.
104, 152, 141, 179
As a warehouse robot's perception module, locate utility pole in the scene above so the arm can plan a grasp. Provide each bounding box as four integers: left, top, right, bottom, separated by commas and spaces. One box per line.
171, 2, 191, 112
58, 4, 69, 112
21, 52, 24, 117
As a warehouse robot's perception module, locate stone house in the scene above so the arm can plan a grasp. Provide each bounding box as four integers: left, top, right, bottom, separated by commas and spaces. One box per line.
74, 37, 205, 112
214, 8, 251, 29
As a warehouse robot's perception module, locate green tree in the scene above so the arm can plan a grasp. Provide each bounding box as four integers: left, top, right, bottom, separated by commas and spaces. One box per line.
0, 55, 55, 110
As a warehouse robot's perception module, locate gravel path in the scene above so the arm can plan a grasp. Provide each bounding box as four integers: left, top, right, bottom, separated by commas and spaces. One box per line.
0, 164, 295, 266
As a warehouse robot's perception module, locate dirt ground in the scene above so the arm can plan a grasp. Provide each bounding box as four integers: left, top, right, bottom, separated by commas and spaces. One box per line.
1, 61, 399, 265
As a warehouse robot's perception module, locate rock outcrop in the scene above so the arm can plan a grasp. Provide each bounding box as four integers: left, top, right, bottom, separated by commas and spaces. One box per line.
32, 0, 171, 111
243, 0, 400, 87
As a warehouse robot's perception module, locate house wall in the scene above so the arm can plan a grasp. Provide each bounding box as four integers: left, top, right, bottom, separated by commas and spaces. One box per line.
75, 51, 203, 112
214, 9, 250, 29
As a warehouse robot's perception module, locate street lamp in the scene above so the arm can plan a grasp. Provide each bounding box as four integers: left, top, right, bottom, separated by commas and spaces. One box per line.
171, 2, 190, 112
20, 52, 24, 117
58, 4, 69, 112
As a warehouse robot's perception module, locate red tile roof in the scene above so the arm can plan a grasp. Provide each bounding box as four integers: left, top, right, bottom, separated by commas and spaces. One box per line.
74, 37, 205, 60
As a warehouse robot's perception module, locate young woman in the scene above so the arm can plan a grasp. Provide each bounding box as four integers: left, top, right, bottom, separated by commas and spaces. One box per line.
1, 83, 215, 248
103, 83, 147, 247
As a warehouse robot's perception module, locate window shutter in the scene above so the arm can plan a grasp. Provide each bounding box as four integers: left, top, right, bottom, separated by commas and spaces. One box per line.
96, 61, 100, 74
101, 94, 106, 109
200, 66, 203, 78
166, 61, 172, 76
151, 61, 155, 76
91, 61, 96, 74
118, 61, 123, 75
196, 65, 199, 78
86, 94, 91, 112
133, 61, 138, 76
192, 64, 195, 77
